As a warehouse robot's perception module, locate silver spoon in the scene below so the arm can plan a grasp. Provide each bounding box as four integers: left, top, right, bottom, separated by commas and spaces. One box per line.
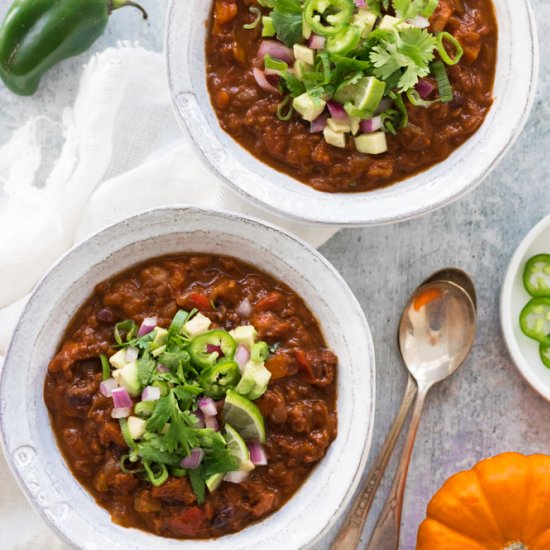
331, 274, 476, 550
366, 280, 476, 550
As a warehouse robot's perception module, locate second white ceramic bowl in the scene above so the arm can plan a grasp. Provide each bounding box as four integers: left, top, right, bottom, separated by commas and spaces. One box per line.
0, 206, 375, 549
166, 0, 538, 226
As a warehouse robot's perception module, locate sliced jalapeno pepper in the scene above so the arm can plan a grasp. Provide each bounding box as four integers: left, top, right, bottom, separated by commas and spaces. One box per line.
519, 298, 550, 346
303, 0, 354, 37
188, 330, 237, 369
540, 344, 550, 369
200, 360, 241, 398
523, 254, 550, 297
326, 24, 361, 55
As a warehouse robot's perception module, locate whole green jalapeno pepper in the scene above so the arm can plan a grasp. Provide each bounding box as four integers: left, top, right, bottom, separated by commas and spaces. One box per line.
0, 0, 148, 96
200, 360, 241, 399
188, 329, 237, 370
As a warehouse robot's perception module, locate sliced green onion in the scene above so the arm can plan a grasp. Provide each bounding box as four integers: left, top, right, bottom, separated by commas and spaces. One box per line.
100, 354, 111, 380
114, 320, 137, 345
167, 309, 188, 338
277, 97, 294, 120
390, 92, 408, 129
436, 32, 464, 66
251, 341, 270, 362
344, 102, 372, 119
262, 16, 276, 37
422, 0, 439, 18
315, 51, 332, 85
170, 467, 186, 477
406, 89, 439, 108
258, 0, 275, 6
119, 418, 137, 450
264, 54, 288, 73
244, 6, 262, 29
120, 454, 144, 474
143, 460, 169, 486
135, 400, 156, 418
431, 61, 453, 103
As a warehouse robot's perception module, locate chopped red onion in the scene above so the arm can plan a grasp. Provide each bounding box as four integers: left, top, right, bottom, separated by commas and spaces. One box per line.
142, 385, 161, 402
206, 344, 223, 357
407, 15, 430, 28
236, 298, 253, 318
247, 441, 268, 466
252, 68, 279, 94
111, 406, 131, 419
125, 346, 139, 362
360, 116, 383, 133
198, 397, 217, 417
355, 0, 366, 6
375, 98, 393, 115
415, 78, 435, 99
137, 316, 158, 337
157, 364, 170, 373
327, 101, 349, 122
99, 378, 118, 398
205, 415, 219, 431
181, 448, 204, 470
257, 40, 294, 64
307, 34, 326, 50
112, 387, 133, 409
310, 111, 328, 133
235, 344, 250, 373
193, 410, 206, 428
224, 470, 249, 483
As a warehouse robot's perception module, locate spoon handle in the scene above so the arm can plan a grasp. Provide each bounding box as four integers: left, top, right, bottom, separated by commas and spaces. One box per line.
331, 375, 417, 550
366, 386, 429, 550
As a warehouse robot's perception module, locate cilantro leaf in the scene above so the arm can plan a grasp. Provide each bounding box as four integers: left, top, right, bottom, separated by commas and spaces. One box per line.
366, 0, 390, 16
146, 394, 172, 432
392, 0, 438, 20
370, 28, 436, 91
138, 350, 156, 387
271, 0, 302, 47
188, 468, 206, 505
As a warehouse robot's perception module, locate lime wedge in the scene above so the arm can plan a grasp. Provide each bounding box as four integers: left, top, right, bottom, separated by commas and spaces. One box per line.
225, 423, 252, 467
205, 472, 224, 492
223, 389, 266, 443
334, 76, 385, 113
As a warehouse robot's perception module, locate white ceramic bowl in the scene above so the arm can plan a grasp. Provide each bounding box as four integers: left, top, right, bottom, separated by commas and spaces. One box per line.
501, 214, 550, 401
0, 206, 375, 549
165, 0, 538, 226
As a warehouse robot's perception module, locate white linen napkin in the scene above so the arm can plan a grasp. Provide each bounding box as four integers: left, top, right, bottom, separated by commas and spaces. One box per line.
0, 45, 338, 549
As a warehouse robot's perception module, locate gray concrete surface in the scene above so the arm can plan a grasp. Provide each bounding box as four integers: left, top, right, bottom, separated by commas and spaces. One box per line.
1, 0, 548, 548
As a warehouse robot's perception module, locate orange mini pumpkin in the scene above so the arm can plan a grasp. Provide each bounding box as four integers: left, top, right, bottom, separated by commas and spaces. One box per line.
417, 453, 550, 550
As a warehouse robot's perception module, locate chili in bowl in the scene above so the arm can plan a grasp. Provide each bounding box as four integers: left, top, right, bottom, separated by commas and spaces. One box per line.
0, 207, 375, 549
166, 0, 537, 225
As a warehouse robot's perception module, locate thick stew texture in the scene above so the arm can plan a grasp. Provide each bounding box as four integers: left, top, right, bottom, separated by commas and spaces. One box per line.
206, 0, 498, 192
44, 254, 337, 538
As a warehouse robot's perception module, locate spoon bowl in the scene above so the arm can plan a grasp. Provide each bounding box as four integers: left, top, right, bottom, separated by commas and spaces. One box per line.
421, 267, 477, 311
399, 281, 477, 386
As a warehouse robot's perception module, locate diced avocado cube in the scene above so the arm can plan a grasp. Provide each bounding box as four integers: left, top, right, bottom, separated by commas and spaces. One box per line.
151, 327, 168, 348
206, 473, 224, 492
293, 93, 326, 122
262, 16, 276, 37
350, 116, 361, 136
355, 131, 388, 154
183, 313, 211, 337
151, 344, 166, 358
240, 459, 255, 472
293, 44, 315, 65
235, 360, 272, 400
353, 8, 377, 37
294, 59, 312, 80
113, 361, 141, 397
378, 15, 412, 31
323, 126, 347, 148
109, 349, 129, 370
302, 17, 312, 40
327, 117, 351, 133
127, 416, 146, 439
231, 325, 257, 349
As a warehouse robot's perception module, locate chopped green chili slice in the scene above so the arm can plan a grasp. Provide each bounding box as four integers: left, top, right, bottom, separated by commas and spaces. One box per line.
114, 320, 137, 346
277, 96, 294, 120
251, 341, 270, 362
119, 418, 137, 450
143, 460, 169, 486
406, 88, 439, 108
100, 353, 111, 380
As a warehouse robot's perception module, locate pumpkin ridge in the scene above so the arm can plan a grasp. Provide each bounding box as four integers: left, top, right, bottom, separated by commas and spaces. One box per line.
472, 465, 507, 541
424, 518, 494, 549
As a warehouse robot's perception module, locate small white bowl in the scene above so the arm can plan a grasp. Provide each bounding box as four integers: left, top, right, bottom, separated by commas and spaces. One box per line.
165, 0, 538, 226
0, 206, 375, 549
501, 213, 550, 400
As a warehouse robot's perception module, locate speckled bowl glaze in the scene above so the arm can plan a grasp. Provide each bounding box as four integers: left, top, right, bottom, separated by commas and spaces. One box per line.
501, 213, 550, 401
0, 207, 375, 549
165, 0, 538, 226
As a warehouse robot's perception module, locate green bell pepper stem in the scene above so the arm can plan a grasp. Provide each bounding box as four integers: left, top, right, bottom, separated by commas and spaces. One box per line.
188, 330, 237, 370
523, 254, 550, 297
0, 0, 148, 96
200, 360, 241, 399
303, 0, 354, 37
519, 298, 550, 346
